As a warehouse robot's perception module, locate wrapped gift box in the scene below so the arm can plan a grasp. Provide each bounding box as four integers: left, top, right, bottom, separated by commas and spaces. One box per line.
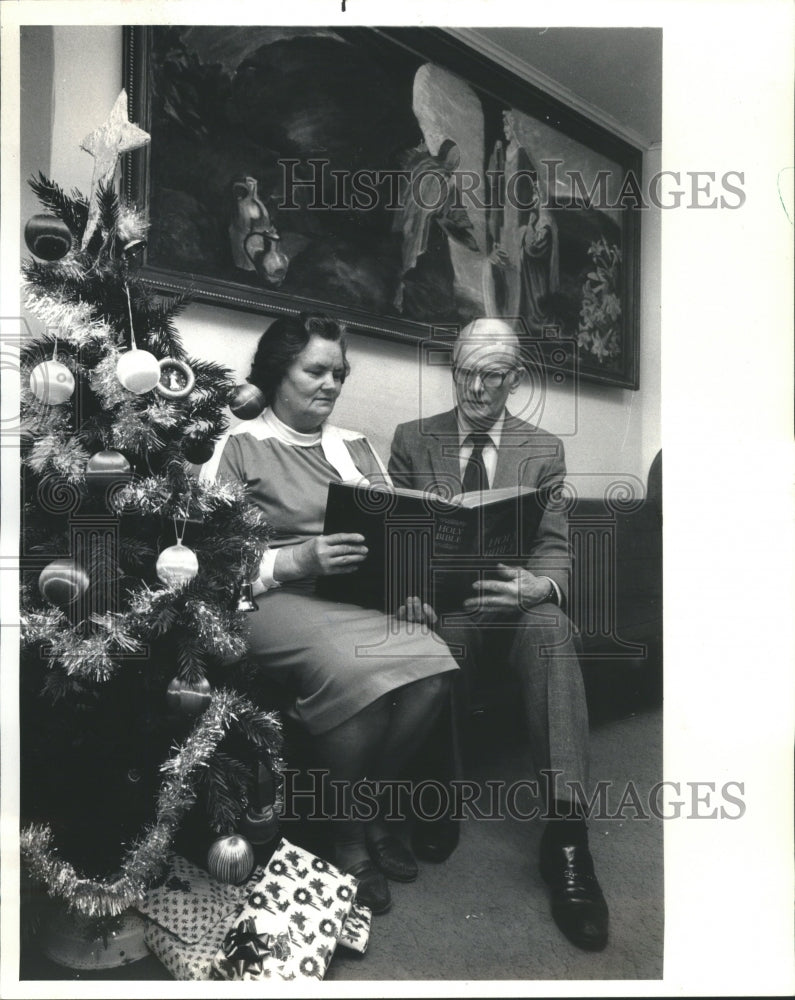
212, 839, 367, 981
138, 841, 371, 981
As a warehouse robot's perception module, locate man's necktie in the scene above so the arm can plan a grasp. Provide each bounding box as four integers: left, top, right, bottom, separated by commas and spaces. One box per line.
462, 432, 491, 493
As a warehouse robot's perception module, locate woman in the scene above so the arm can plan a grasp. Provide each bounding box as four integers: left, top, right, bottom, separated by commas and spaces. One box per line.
518, 204, 559, 335
204, 314, 458, 914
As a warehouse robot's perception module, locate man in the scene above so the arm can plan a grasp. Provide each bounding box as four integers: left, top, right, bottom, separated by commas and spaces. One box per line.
388, 317, 609, 952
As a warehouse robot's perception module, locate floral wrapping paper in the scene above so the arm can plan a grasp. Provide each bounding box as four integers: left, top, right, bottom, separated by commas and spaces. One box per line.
212, 839, 369, 981
138, 843, 371, 981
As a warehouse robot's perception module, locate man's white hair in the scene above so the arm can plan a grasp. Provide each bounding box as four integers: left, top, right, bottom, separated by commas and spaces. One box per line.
454, 318, 521, 363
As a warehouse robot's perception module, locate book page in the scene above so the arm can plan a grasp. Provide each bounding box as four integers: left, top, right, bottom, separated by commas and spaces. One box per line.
452, 484, 539, 507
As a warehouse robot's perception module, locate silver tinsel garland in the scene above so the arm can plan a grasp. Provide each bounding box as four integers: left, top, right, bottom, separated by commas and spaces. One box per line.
111, 473, 251, 520
20, 469, 269, 681
26, 433, 90, 482
20, 689, 284, 918
22, 288, 114, 347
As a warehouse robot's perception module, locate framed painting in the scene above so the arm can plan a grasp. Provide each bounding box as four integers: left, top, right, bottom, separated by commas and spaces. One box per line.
122, 26, 642, 388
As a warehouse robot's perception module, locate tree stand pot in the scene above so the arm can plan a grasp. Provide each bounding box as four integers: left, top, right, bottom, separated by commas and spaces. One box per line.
40, 905, 149, 970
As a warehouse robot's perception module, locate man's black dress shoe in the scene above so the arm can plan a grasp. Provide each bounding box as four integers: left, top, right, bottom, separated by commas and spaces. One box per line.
344, 858, 392, 914
410, 816, 460, 863
539, 822, 609, 951
367, 834, 419, 882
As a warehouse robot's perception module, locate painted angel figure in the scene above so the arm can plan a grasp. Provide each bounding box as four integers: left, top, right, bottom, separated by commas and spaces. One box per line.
484, 111, 559, 333
393, 139, 479, 322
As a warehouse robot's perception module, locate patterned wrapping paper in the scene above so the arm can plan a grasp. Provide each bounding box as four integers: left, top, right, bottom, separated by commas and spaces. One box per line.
336, 901, 371, 955
138, 853, 259, 980
211, 839, 367, 981
138, 845, 371, 981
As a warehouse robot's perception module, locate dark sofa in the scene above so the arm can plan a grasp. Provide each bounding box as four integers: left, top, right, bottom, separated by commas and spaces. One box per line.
569, 450, 662, 720
468, 451, 663, 726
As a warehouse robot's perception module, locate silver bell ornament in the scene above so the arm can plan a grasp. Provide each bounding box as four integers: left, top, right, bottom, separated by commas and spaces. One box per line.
120, 237, 147, 270
236, 581, 257, 612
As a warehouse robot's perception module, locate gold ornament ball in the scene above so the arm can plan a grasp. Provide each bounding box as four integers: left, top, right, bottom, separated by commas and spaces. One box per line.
24, 214, 73, 261
207, 834, 255, 885
116, 349, 161, 394
165, 675, 212, 716
38, 559, 90, 606
229, 382, 266, 420
29, 360, 75, 405
155, 543, 198, 588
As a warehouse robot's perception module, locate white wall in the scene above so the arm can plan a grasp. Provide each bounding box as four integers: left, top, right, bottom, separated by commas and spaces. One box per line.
22, 25, 661, 494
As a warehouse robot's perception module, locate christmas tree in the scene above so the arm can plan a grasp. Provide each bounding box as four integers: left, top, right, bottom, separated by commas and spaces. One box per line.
18, 92, 283, 926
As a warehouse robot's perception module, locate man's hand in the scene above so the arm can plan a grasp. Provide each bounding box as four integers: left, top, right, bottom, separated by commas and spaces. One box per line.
274, 533, 368, 581
464, 564, 555, 611
396, 595, 438, 625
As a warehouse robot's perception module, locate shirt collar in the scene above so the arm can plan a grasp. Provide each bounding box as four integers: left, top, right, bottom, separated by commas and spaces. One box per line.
455, 408, 506, 450
260, 407, 322, 446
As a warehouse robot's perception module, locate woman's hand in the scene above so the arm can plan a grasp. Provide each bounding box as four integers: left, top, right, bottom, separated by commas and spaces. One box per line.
396, 596, 438, 626
273, 533, 368, 581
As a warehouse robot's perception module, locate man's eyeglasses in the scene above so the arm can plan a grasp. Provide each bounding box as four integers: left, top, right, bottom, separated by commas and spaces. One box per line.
452, 366, 515, 390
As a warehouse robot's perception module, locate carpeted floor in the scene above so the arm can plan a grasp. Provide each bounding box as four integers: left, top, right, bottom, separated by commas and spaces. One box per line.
325, 704, 664, 982
20, 695, 663, 984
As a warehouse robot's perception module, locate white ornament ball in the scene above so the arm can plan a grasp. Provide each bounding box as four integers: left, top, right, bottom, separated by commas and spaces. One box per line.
29, 360, 75, 405
116, 349, 161, 394
156, 543, 199, 589
207, 835, 255, 885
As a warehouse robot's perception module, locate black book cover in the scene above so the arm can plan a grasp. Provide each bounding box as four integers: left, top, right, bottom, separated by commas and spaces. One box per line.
315, 482, 549, 613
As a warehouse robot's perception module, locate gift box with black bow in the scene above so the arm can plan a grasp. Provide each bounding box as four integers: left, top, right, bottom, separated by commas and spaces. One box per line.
212, 838, 370, 981
138, 842, 371, 981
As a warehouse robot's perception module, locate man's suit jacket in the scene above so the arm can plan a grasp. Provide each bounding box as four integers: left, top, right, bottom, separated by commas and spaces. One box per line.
388, 408, 571, 605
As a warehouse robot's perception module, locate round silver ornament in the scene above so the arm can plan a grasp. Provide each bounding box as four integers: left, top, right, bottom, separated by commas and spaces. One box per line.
116, 349, 161, 394
29, 360, 75, 405
155, 542, 198, 588
165, 675, 212, 716
207, 834, 255, 885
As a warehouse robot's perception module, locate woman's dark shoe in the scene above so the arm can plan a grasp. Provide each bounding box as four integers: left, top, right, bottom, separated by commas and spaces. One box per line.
344, 858, 392, 914
366, 834, 419, 882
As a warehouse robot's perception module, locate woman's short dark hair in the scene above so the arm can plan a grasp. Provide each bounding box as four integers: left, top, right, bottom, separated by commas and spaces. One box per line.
248, 313, 350, 404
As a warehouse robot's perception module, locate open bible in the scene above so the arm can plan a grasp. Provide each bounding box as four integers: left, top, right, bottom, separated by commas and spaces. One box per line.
315, 481, 550, 614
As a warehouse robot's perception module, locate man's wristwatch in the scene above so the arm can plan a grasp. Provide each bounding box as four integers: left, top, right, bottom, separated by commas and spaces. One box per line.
543, 578, 558, 605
